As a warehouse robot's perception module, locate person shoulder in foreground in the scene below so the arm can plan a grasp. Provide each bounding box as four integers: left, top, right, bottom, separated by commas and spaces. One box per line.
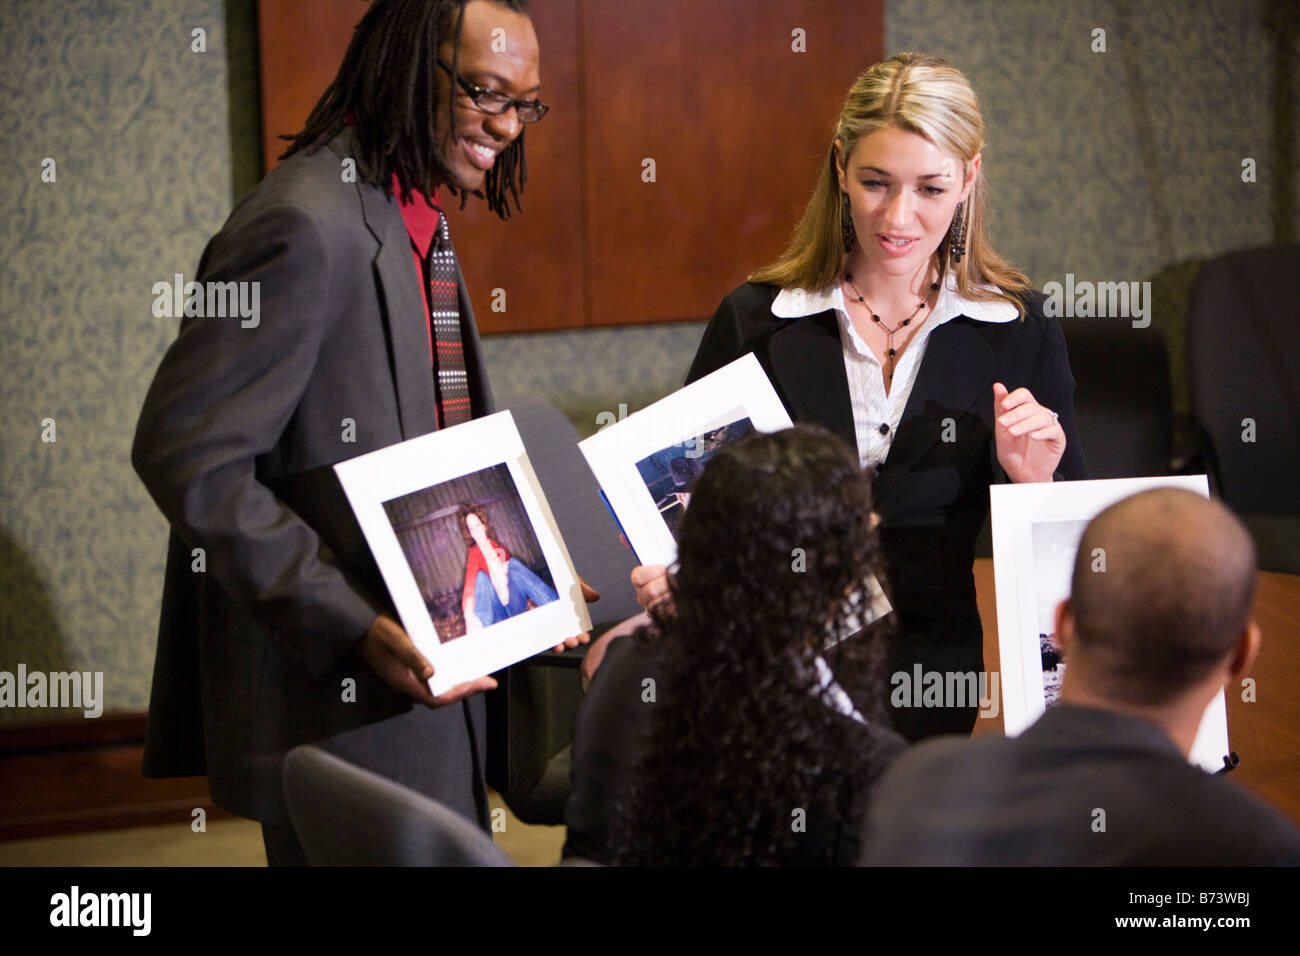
861, 488, 1300, 866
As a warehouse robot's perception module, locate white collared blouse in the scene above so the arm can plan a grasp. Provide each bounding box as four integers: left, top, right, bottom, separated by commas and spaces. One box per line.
770, 274, 1020, 470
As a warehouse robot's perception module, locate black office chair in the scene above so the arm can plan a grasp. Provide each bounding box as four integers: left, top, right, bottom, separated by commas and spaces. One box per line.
283, 745, 513, 866
1058, 316, 1177, 480
1187, 245, 1300, 573
486, 399, 642, 824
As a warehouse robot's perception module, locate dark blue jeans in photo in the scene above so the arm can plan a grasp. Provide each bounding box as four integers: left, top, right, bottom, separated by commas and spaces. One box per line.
473, 557, 558, 627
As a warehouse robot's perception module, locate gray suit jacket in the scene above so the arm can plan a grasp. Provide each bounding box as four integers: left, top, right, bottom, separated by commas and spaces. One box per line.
861, 703, 1300, 865
132, 133, 494, 825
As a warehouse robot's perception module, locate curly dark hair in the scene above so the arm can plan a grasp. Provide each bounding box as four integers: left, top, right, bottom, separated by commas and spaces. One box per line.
455, 503, 497, 549
610, 425, 893, 866
279, 0, 530, 219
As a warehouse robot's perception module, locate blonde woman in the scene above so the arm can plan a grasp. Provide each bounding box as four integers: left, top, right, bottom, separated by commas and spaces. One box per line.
634, 53, 1088, 741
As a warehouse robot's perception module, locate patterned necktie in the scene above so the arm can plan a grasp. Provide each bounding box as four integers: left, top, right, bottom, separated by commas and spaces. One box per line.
427, 211, 472, 427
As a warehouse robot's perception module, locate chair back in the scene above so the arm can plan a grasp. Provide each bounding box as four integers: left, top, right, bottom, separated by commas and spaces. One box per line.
283, 744, 513, 866
1188, 245, 1300, 514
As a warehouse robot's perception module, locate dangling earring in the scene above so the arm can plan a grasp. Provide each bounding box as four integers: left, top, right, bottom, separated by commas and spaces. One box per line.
841, 192, 856, 254
949, 201, 968, 264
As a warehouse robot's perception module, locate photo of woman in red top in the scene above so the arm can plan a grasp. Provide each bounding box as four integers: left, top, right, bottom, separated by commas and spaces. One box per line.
457, 504, 559, 632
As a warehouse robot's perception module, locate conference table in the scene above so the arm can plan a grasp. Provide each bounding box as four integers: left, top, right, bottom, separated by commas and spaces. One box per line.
972, 559, 1300, 825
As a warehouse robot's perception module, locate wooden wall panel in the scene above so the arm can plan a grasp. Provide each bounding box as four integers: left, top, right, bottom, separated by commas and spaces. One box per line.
445, 0, 585, 334
581, 0, 884, 325
258, 0, 365, 171
0, 715, 232, 840
255, 0, 883, 331
257, 0, 583, 334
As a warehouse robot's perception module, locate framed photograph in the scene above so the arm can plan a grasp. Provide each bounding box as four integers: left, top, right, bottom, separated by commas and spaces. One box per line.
578, 354, 793, 567
990, 474, 1230, 773
335, 411, 591, 696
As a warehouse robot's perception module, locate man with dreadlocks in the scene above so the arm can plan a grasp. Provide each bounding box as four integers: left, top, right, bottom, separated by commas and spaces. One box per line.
132, 0, 587, 865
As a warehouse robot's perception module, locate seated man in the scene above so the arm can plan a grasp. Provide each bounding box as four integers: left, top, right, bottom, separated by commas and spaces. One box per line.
861, 488, 1300, 865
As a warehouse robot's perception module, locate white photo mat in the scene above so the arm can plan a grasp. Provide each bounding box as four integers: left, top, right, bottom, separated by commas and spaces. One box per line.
578, 353, 794, 567
335, 411, 591, 696
990, 474, 1229, 773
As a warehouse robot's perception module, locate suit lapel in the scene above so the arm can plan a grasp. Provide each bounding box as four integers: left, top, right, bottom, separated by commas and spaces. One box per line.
353, 169, 439, 440
871, 319, 996, 510
768, 310, 856, 451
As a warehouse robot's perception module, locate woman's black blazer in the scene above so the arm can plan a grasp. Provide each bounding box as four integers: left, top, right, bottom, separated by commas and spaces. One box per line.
686, 282, 1089, 739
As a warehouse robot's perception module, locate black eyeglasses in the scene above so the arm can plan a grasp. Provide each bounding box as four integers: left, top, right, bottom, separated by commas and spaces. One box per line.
436, 58, 548, 122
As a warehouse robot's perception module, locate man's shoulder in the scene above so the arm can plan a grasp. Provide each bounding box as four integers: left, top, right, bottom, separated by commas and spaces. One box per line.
224, 138, 379, 235
880, 728, 1005, 780
870, 710, 1300, 864
859, 731, 1011, 863
1075, 749, 1300, 863
1164, 765, 1300, 858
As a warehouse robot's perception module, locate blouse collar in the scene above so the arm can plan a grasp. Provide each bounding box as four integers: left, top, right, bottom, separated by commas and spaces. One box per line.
770, 271, 1020, 326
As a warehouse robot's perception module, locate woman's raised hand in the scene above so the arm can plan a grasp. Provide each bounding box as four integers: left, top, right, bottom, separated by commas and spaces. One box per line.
992, 381, 1066, 483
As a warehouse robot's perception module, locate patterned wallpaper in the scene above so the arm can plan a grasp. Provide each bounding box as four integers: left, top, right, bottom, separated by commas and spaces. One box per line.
0, 0, 232, 719
886, 0, 1298, 413
0, 0, 1294, 718
484, 321, 705, 437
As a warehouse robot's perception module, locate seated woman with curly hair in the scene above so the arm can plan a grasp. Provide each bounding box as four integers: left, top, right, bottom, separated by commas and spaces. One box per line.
564, 425, 904, 866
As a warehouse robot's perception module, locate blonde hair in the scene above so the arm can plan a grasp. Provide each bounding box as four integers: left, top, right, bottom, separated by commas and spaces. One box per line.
750, 53, 1030, 318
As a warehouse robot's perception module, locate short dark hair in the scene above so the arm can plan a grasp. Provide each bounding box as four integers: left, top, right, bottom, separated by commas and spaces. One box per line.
611, 425, 892, 866
280, 0, 530, 218
1069, 488, 1256, 705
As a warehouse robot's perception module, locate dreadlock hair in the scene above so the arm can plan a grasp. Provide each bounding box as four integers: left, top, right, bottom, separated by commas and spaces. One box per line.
609, 425, 894, 867
280, 0, 529, 219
